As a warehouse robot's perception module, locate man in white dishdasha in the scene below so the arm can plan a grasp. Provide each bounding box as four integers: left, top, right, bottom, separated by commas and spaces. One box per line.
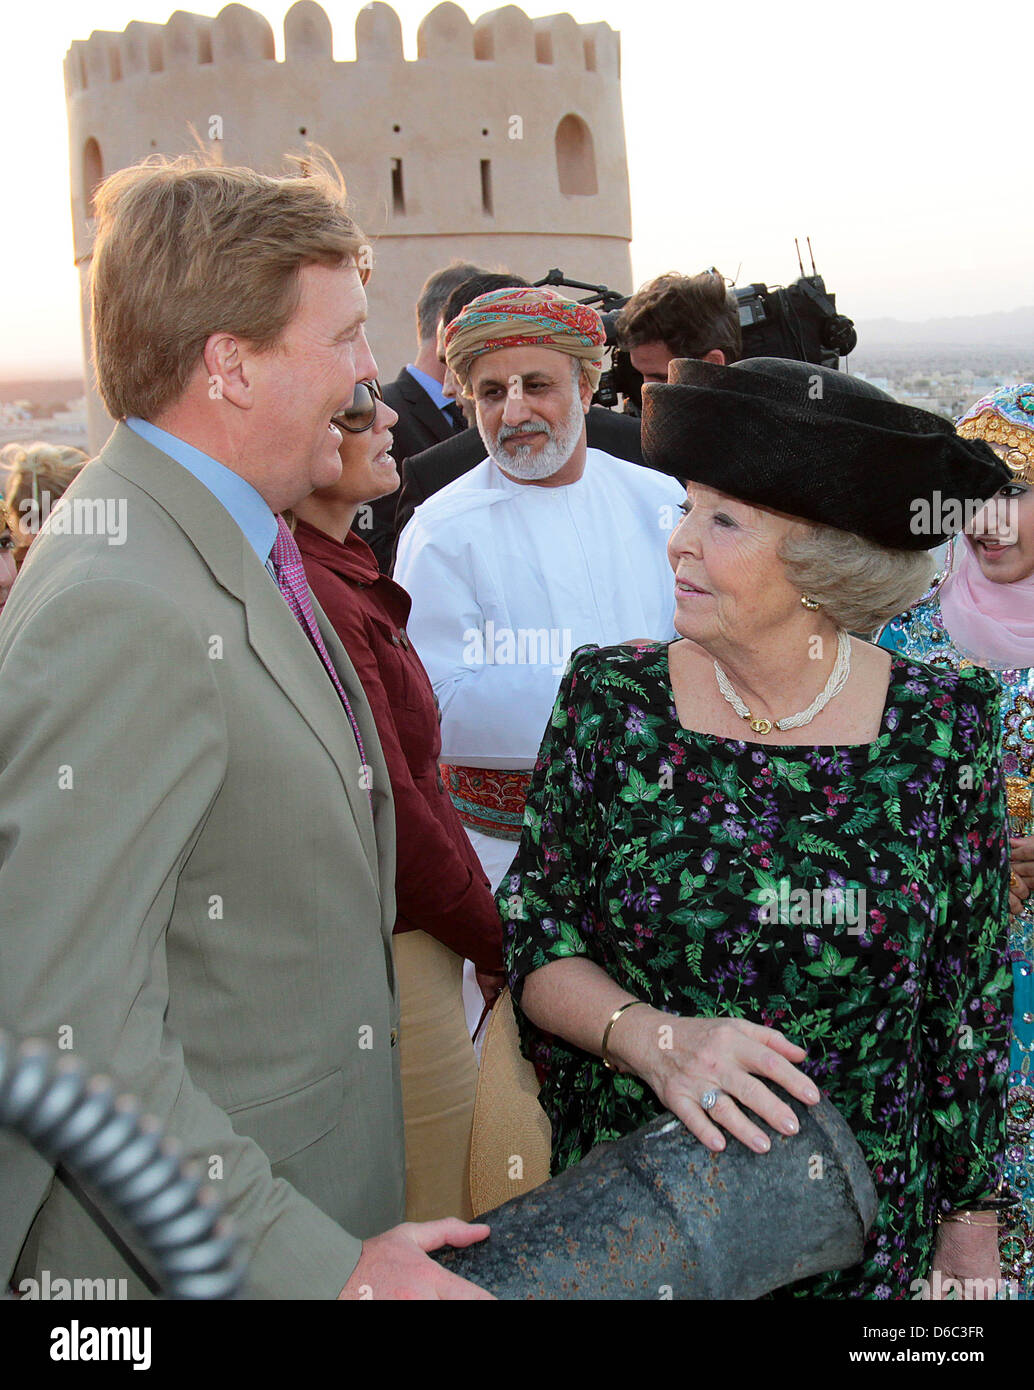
394, 287, 683, 923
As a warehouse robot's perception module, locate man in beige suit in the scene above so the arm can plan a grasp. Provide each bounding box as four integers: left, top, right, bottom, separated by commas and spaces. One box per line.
0, 156, 489, 1299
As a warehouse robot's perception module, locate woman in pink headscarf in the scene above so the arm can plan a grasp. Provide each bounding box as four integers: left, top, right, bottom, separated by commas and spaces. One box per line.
879, 383, 1034, 1297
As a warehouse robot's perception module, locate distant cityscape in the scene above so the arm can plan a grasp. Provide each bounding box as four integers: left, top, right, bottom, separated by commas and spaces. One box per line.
0, 379, 89, 452
850, 348, 1032, 421
1, 345, 1031, 459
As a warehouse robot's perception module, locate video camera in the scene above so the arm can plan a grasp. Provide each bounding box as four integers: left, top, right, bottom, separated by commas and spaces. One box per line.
534, 256, 857, 415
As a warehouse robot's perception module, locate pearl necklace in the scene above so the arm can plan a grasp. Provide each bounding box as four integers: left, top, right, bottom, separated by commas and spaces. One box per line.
713, 629, 852, 735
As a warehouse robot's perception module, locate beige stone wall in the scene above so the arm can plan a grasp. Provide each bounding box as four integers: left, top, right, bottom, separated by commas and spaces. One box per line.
66, 2, 633, 454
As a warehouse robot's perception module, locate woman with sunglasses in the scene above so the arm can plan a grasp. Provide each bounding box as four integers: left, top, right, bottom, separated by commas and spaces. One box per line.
290, 378, 505, 1224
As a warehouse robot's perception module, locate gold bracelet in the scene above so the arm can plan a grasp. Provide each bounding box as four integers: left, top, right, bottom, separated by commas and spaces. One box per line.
601, 1000, 649, 1072
937, 1212, 998, 1227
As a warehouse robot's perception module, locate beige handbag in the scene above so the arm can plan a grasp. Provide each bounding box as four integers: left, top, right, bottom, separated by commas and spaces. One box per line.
468, 987, 552, 1217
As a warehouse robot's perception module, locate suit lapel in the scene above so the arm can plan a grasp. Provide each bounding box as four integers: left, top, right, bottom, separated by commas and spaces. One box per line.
399, 368, 453, 445
240, 561, 382, 888
102, 424, 385, 895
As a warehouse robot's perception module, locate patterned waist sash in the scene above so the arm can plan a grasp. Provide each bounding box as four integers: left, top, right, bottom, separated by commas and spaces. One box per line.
440, 763, 531, 841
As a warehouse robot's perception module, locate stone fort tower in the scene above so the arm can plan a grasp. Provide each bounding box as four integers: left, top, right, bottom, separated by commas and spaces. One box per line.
65, 2, 633, 451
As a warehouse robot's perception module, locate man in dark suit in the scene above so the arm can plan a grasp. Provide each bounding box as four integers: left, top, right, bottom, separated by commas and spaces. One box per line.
357, 261, 485, 571
381, 361, 465, 459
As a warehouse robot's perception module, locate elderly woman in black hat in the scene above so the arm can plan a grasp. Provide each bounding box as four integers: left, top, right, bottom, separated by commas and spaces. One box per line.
500, 358, 1014, 1298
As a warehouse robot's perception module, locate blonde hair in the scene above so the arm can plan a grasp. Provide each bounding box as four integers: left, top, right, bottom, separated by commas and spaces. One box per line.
90, 151, 369, 421
779, 522, 935, 635
2, 441, 88, 516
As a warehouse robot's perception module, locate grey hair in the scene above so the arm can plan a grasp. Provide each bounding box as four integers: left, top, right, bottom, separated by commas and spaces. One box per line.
778, 522, 935, 635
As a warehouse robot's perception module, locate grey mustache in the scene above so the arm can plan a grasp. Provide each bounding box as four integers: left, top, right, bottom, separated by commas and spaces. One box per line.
498, 422, 549, 442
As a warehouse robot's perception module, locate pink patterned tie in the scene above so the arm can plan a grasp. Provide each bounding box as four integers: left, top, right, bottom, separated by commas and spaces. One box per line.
270, 516, 370, 789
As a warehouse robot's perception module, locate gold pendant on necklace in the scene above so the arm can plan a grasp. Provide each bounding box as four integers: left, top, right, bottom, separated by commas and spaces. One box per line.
748, 715, 773, 735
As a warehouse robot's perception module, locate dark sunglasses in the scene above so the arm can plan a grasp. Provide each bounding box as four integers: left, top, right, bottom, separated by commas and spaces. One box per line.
332, 379, 382, 434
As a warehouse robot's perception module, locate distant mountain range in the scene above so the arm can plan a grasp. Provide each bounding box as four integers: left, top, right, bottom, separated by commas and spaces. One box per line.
855, 306, 1034, 349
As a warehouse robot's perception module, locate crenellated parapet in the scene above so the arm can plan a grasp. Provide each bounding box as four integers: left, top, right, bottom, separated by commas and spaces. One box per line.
285, 0, 334, 62
355, 2, 405, 62
65, 2, 631, 451
67, 2, 628, 247
65, 2, 614, 90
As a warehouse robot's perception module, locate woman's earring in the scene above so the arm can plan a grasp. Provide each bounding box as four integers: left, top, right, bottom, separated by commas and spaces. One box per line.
801, 594, 820, 611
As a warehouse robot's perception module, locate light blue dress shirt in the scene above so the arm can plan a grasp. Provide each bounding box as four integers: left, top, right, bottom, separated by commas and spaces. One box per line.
126, 417, 278, 568
405, 364, 451, 416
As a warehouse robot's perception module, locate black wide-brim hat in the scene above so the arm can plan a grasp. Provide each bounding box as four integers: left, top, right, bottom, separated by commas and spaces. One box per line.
641, 357, 1010, 550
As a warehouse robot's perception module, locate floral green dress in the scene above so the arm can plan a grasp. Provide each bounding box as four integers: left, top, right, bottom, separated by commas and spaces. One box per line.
499, 641, 1012, 1299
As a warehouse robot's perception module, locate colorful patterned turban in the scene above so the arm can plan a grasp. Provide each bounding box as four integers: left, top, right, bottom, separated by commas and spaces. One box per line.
956, 383, 1034, 484
444, 286, 606, 393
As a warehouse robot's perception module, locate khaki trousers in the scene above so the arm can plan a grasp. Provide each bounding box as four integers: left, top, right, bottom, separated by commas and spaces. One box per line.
394, 929, 477, 1221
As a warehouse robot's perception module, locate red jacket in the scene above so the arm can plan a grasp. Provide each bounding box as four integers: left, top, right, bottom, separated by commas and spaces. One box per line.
295, 518, 503, 971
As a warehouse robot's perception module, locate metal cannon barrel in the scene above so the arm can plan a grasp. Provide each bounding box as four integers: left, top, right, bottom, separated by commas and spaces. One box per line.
435, 1096, 877, 1299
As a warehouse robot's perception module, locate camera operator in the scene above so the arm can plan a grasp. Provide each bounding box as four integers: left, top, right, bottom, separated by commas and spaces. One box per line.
616, 270, 742, 383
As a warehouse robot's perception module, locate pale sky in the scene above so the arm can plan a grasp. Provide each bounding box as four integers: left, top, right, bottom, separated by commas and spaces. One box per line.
1, 0, 1029, 376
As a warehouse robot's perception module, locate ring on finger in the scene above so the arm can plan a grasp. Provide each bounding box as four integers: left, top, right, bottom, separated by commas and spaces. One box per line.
700, 1089, 723, 1113
1011, 871, 1023, 894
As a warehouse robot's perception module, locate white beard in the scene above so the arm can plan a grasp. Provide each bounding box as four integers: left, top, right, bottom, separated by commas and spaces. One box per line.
481, 388, 586, 481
